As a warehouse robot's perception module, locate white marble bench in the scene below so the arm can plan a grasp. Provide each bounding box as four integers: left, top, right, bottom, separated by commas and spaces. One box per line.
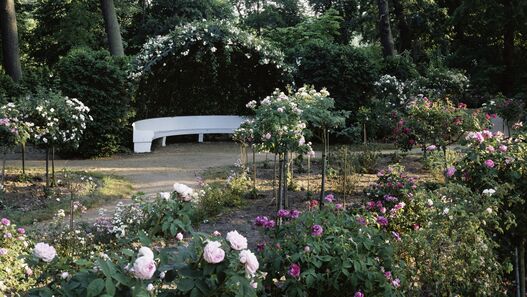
133, 115, 245, 153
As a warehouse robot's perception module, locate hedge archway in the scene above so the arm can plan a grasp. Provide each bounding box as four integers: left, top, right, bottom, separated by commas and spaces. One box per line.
131, 20, 292, 119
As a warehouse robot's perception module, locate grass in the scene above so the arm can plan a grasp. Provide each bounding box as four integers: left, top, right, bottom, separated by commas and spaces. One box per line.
0, 169, 133, 225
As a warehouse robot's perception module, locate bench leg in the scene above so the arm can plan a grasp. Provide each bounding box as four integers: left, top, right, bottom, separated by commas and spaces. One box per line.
162, 137, 166, 147
198, 134, 204, 143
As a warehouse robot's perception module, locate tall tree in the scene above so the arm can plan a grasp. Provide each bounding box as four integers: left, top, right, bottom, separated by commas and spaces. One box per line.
100, 0, 124, 56
0, 0, 22, 81
501, 0, 514, 95
377, 0, 395, 57
391, 0, 411, 53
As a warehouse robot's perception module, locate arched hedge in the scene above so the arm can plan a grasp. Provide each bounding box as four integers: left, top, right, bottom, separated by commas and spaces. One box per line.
131, 20, 292, 119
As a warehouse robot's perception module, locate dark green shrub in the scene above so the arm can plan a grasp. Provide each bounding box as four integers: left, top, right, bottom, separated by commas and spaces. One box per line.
380, 54, 420, 81
295, 41, 377, 112
55, 48, 132, 157
132, 20, 291, 119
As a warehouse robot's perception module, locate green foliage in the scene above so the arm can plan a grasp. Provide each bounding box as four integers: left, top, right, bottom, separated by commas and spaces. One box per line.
294, 40, 377, 111
126, 0, 234, 53
133, 20, 290, 118
27, 0, 105, 65
55, 48, 132, 157
21, 89, 92, 150
0, 219, 34, 294
380, 55, 420, 81
396, 184, 505, 296
483, 95, 525, 124
243, 88, 312, 155
28, 245, 158, 297
196, 183, 243, 220
393, 98, 489, 153
453, 130, 527, 239
158, 232, 263, 297
295, 85, 348, 138
142, 193, 197, 238
258, 206, 404, 296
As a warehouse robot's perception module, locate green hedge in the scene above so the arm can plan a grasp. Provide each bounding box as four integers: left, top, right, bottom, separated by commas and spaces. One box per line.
55, 48, 132, 157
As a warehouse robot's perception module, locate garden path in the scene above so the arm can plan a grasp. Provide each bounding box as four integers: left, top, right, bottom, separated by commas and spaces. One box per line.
6, 142, 247, 195
6, 142, 266, 222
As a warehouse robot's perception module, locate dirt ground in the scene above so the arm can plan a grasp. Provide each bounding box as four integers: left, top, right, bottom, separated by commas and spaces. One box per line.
4, 142, 431, 243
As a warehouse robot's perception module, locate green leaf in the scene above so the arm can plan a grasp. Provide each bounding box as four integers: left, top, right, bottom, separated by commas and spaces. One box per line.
105, 277, 116, 296
87, 278, 105, 297
178, 278, 195, 292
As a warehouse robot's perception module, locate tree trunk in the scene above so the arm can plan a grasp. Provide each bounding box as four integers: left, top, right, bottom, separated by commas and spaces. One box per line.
392, 0, 412, 53
521, 242, 526, 297
1, 149, 6, 185
277, 154, 286, 212
45, 147, 49, 188
501, 0, 514, 95
377, 0, 396, 57
319, 130, 328, 207
0, 0, 22, 81
21, 143, 25, 176
100, 0, 124, 56
252, 147, 256, 194
51, 145, 56, 187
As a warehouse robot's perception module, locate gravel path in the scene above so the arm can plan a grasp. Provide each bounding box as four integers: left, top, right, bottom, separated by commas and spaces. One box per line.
6, 142, 267, 222
6, 142, 247, 195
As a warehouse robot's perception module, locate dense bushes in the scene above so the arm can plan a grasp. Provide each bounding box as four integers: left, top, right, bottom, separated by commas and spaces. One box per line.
295, 41, 377, 112
132, 20, 291, 119
55, 48, 132, 157
258, 204, 404, 297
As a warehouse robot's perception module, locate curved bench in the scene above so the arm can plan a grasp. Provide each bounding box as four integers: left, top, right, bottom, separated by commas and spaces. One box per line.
133, 115, 246, 153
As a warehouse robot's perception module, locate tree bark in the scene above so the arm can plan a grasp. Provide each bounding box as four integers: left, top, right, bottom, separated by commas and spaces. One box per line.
100, 0, 124, 56
501, 0, 514, 95
377, 0, 396, 57
319, 130, 328, 207
392, 0, 412, 53
0, 0, 22, 81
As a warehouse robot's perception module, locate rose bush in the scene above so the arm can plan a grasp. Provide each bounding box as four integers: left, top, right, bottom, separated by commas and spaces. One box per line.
0, 217, 34, 294
256, 204, 404, 297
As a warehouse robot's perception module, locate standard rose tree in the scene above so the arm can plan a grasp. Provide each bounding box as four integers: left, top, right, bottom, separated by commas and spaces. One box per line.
393, 97, 489, 169
244, 88, 313, 211
293, 86, 348, 205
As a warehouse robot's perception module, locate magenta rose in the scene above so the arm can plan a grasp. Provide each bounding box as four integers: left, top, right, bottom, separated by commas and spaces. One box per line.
311, 224, 323, 236
289, 263, 301, 278
445, 166, 456, 177
377, 216, 389, 227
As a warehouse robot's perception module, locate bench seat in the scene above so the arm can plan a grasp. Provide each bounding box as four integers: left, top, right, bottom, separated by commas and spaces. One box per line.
133, 115, 245, 153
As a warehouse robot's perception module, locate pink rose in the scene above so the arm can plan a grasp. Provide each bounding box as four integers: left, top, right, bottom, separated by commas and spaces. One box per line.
138, 247, 154, 259
1, 218, 10, 226
239, 249, 259, 276
203, 241, 225, 264
486, 146, 495, 153
289, 263, 301, 278
133, 256, 156, 279
484, 159, 495, 168
226, 231, 247, 250
499, 144, 507, 152
33, 242, 57, 262
445, 166, 456, 177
